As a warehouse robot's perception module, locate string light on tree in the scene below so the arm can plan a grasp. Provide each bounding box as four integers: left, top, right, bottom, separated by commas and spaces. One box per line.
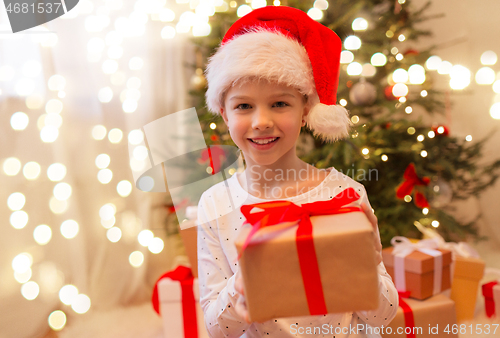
340, 50, 354, 64
344, 36, 361, 50
371, 53, 387, 67
352, 18, 368, 31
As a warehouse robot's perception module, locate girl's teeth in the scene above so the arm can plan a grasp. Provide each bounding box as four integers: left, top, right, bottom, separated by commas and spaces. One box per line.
252, 138, 277, 144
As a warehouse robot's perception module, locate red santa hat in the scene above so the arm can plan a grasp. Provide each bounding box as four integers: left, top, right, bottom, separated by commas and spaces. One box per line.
204, 5, 351, 143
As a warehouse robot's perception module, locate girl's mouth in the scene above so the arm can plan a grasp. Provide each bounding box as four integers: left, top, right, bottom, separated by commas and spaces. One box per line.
248, 137, 279, 149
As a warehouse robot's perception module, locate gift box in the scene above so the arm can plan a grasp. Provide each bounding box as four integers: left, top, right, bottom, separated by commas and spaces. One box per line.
152, 266, 209, 338
382, 237, 452, 300
381, 293, 458, 338
449, 256, 485, 322
482, 280, 500, 318
234, 188, 380, 323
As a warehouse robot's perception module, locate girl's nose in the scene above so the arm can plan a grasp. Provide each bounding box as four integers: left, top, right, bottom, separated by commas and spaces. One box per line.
252, 106, 274, 130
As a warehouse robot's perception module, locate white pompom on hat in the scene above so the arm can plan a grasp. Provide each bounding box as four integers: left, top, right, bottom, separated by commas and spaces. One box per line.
204, 5, 351, 143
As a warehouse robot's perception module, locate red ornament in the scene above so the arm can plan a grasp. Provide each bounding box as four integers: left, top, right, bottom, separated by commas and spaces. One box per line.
432, 125, 449, 136
197, 145, 226, 174
384, 85, 397, 101
210, 134, 219, 141
396, 163, 431, 209
403, 49, 419, 56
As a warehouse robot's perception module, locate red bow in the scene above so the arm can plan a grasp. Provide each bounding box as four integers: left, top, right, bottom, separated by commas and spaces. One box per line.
396, 163, 430, 209
152, 265, 199, 338
398, 291, 416, 338
482, 281, 499, 318
238, 187, 362, 316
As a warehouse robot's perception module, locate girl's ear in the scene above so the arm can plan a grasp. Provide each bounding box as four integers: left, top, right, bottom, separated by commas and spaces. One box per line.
220, 108, 228, 125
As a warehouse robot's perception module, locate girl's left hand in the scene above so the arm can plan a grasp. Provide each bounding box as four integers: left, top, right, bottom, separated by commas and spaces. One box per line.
361, 203, 383, 265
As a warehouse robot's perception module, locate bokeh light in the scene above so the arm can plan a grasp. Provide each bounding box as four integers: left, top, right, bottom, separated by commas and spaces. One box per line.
48, 310, 67, 331
108, 128, 123, 143
11, 112, 29, 130
371, 53, 387, 67
344, 36, 361, 50
129, 251, 144, 267
21, 281, 39, 300
481, 51, 497, 66
71, 294, 91, 314
12, 253, 32, 273
92, 125, 107, 140
352, 17, 368, 31
8, 192, 26, 211
53, 182, 72, 201
23, 161, 41, 180
59, 284, 79, 305
34, 224, 52, 245
148, 237, 164, 254
106, 227, 122, 243
47, 163, 67, 181
60, 220, 79, 239
138, 229, 154, 247
97, 169, 113, 184
117, 180, 132, 197
10, 210, 29, 229
95, 154, 111, 169
49, 196, 68, 214
99, 203, 116, 220
3, 157, 22, 176
40, 125, 59, 143
14, 268, 32, 284
340, 50, 354, 64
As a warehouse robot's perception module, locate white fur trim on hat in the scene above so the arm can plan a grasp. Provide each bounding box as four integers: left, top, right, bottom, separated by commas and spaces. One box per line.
305, 103, 352, 143
205, 26, 315, 115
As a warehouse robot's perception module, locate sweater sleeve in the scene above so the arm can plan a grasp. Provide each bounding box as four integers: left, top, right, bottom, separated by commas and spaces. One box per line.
354, 184, 399, 328
197, 193, 251, 338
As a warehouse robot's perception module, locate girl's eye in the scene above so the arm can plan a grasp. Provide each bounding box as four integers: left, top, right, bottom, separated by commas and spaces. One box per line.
235, 103, 250, 110
274, 101, 288, 107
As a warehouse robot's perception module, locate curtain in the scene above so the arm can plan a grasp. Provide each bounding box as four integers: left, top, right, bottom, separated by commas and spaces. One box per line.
0, 1, 195, 336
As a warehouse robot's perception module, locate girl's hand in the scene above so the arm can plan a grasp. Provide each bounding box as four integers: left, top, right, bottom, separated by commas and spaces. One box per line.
361, 203, 383, 265
234, 269, 251, 324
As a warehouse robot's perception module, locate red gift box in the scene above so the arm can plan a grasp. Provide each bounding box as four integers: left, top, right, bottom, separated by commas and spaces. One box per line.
152, 265, 209, 338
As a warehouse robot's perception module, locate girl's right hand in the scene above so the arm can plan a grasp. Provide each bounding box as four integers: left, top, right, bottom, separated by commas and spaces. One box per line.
234, 269, 251, 324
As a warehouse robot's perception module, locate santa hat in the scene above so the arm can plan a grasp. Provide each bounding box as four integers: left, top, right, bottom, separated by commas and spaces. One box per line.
204, 5, 351, 143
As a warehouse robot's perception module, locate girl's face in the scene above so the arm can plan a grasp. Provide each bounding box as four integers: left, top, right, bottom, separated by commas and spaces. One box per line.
220, 79, 308, 167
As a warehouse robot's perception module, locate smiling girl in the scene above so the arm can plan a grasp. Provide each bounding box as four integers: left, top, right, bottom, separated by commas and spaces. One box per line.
196, 6, 398, 338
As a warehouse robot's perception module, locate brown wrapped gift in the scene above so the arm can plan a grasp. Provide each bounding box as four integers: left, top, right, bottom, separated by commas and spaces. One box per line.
234, 211, 380, 323
450, 256, 485, 322
381, 294, 458, 338
382, 245, 452, 300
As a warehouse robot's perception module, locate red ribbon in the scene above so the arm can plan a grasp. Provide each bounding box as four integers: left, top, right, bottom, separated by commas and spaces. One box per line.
238, 187, 362, 316
396, 163, 430, 208
398, 291, 416, 338
482, 281, 498, 318
152, 265, 199, 338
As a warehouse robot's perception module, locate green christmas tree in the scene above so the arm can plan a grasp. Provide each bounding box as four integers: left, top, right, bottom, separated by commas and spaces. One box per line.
187, 0, 500, 247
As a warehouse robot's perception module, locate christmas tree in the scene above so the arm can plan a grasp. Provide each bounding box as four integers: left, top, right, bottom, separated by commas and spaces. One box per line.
187, 0, 500, 247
